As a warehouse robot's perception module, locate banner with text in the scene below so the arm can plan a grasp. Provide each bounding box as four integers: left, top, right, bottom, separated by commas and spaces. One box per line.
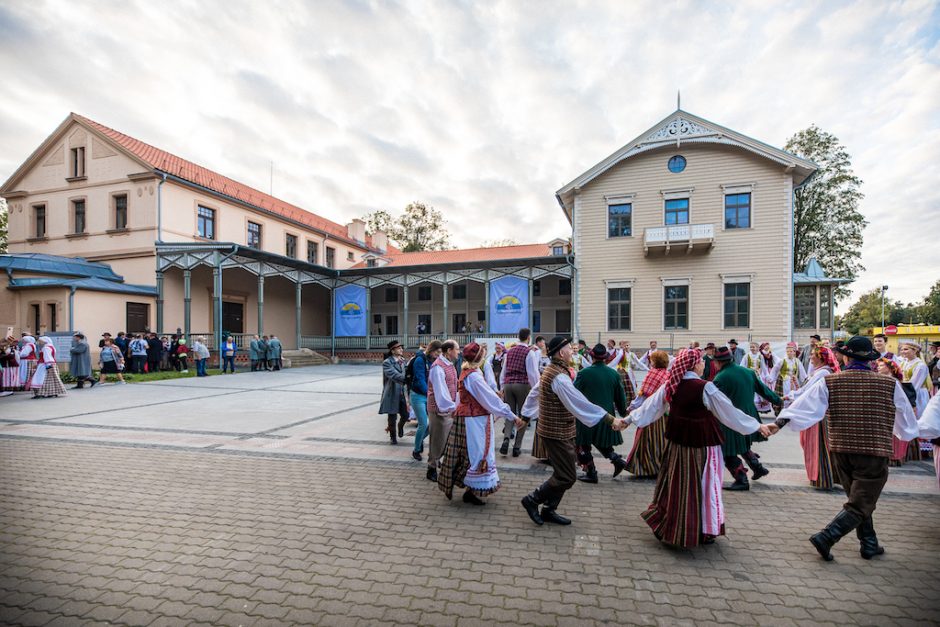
488, 276, 529, 334
334, 284, 368, 337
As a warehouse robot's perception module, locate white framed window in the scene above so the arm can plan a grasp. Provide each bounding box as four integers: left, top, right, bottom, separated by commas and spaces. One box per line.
605, 279, 635, 332
661, 278, 691, 331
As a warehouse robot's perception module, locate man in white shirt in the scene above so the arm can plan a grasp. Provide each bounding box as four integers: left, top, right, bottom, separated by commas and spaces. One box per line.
499, 328, 541, 457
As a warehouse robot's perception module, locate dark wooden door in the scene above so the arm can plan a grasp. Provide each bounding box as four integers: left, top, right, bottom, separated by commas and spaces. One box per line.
126, 302, 150, 333
222, 302, 244, 334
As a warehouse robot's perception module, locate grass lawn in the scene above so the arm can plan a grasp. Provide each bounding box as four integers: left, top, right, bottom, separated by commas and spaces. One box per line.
71, 368, 239, 384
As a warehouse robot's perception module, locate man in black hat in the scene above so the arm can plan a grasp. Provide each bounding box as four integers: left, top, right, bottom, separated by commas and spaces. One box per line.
727, 339, 744, 365
768, 335, 918, 561
801, 334, 822, 372
572, 344, 629, 483
521, 336, 628, 526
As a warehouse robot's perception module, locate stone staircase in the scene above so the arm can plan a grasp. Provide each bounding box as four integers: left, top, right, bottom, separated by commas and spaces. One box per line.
282, 348, 331, 368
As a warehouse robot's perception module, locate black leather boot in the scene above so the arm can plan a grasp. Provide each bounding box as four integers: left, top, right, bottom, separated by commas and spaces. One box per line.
743, 450, 769, 480
724, 467, 749, 491
499, 438, 510, 455
810, 509, 864, 561
521, 488, 546, 525
397, 416, 407, 439
387, 416, 397, 444
577, 468, 599, 484
462, 489, 485, 506
541, 496, 571, 525
856, 517, 885, 559
610, 452, 627, 478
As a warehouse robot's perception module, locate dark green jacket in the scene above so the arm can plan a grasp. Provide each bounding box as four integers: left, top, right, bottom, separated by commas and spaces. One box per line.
574, 362, 627, 417
713, 362, 781, 419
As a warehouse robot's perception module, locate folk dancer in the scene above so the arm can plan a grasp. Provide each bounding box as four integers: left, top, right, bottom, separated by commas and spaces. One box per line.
624, 349, 671, 477
499, 328, 540, 457
740, 342, 770, 413
616, 340, 648, 406
801, 334, 822, 373
769, 336, 918, 561
30, 336, 67, 398
702, 343, 720, 380
871, 333, 898, 367
916, 392, 940, 490
426, 340, 457, 482
727, 339, 745, 365
576, 340, 592, 370
1, 336, 22, 396
875, 358, 914, 466
437, 343, 521, 505
573, 344, 629, 483
520, 337, 628, 526
787, 346, 841, 488
626, 348, 770, 548
770, 342, 808, 413
899, 340, 933, 461
713, 346, 781, 491
18, 335, 38, 391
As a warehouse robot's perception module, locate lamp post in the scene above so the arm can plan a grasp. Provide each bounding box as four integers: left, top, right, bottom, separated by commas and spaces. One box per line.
881, 285, 889, 329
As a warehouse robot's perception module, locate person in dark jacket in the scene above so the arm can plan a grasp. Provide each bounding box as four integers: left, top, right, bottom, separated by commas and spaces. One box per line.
69, 333, 95, 389
408, 346, 430, 461
379, 340, 409, 444
146, 333, 162, 373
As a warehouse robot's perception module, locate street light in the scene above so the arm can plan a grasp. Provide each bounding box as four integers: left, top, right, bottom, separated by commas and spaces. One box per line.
881, 285, 889, 329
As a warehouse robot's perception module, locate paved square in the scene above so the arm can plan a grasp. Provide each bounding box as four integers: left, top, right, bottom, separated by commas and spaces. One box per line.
1, 365, 938, 625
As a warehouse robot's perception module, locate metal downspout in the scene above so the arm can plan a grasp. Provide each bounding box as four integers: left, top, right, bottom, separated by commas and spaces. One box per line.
68, 286, 76, 332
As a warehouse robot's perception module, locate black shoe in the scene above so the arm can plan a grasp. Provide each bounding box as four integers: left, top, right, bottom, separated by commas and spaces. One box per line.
577, 469, 599, 484
521, 495, 543, 525
398, 425, 405, 439
611, 455, 627, 478
426, 467, 437, 482
462, 490, 485, 506
499, 439, 510, 455
743, 451, 769, 480
541, 509, 571, 525
810, 509, 864, 561
512, 448, 521, 458
412, 451, 422, 461
90, 379, 96, 388
724, 469, 750, 491
856, 517, 885, 560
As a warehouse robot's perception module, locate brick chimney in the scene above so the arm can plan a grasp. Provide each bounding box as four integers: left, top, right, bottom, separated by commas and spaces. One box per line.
346, 219, 366, 243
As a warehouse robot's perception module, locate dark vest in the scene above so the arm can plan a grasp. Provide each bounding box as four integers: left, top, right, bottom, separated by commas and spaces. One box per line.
665, 379, 724, 448
825, 371, 895, 458
503, 344, 530, 385
537, 361, 577, 441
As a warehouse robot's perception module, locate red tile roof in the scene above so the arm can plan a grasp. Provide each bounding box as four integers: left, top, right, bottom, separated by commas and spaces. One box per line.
73, 113, 386, 252
351, 243, 561, 268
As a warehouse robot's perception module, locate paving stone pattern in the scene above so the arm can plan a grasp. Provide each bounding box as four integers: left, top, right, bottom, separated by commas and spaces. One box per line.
1, 439, 938, 626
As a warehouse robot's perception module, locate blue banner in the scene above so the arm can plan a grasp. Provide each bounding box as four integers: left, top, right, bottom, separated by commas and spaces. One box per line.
489, 276, 529, 334
334, 284, 368, 336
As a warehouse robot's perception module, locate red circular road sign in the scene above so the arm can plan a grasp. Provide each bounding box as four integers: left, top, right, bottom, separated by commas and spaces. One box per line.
884, 325, 898, 335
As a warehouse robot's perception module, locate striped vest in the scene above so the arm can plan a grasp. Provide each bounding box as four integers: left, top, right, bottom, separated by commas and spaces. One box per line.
427, 357, 457, 414
825, 371, 895, 458
502, 344, 531, 385
537, 361, 577, 441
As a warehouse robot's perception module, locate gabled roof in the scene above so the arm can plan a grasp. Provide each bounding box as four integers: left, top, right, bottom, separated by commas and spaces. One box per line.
0, 253, 124, 281
349, 243, 558, 269
555, 109, 818, 221
793, 256, 850, 285
1, 113, 388, 253
8, 276, 157, 296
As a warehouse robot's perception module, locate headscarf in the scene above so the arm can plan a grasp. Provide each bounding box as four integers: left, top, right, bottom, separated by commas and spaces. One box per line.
663, 348, 702, 403
38, 335, 52, 346
814, 346, 840, 373
640, 365, 670, 397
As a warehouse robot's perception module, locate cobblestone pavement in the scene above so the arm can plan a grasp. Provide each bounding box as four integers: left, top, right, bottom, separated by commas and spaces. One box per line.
0, 365, 938, 625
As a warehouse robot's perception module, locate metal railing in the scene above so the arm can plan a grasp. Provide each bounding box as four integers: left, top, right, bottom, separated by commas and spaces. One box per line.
299, 333, 567, 352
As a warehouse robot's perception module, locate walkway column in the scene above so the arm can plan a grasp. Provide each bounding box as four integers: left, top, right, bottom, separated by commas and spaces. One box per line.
402, 279, 409, 345
442, 280, 449, 336
212, 262, 222, 360
330, 284, 336, 357
257, 274, 265, 335
483, 278, 489, 334
155, 270, 164, 334
295, 281, 302, 349
183, 269, 191, 339
528, 278, 534, 331
365, 285, 372, 349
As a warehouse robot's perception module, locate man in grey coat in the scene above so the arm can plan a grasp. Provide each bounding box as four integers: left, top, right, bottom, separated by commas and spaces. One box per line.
379, 340, 409, 444
728, 339, 745, 365
249, 335, 262, 372
69, 332, 95, 389
268, 335, 282, 371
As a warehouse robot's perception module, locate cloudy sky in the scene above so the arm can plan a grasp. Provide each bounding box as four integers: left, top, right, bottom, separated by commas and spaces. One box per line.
1, 0, 937, 309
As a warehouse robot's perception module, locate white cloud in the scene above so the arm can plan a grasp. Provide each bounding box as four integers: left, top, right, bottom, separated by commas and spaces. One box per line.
0, 0, 937, 309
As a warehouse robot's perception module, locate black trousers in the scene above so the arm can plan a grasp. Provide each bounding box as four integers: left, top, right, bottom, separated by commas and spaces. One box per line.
831, 452, 889, 518
533, 437, 577, 508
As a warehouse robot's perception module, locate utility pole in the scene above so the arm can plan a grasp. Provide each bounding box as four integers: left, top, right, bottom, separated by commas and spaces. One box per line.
881, 285, 888, 328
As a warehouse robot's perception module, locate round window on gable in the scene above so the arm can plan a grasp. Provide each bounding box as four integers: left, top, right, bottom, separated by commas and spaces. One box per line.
668, 155, 686, 173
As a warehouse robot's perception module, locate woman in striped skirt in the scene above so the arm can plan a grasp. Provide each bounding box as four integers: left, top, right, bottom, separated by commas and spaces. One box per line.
30, 336, 68, 398
627, 348, 767, 549
876, 357, 913, 466
624, 350, 670, 477
790, 346, 839, 488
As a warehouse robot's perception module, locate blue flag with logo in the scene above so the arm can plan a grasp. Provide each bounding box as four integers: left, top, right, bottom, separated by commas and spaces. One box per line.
334, 284, 367, 336
489, 276, 529, 334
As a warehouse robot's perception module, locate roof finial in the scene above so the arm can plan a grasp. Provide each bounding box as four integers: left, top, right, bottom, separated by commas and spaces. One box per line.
677, 90, 681, 111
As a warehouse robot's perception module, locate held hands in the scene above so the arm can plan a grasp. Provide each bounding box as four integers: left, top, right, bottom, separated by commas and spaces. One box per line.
759, 424, 779, 438
611, 418, 629, 432
514, 417, 526, 429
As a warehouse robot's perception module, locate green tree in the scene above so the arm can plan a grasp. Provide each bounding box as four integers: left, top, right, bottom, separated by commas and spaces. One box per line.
0, 198, 8, 254
916, 280, 940, 324
481, 238, 518, 248
786, 125, 866, 300
364, 202, 451, 252
838, 287, 901, 334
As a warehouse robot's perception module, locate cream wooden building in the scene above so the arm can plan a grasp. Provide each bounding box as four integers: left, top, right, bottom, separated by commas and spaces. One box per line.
557, 109, 838, 346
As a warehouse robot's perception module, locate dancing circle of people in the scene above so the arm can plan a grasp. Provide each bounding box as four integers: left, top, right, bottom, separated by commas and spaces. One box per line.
379, 330, 939, 560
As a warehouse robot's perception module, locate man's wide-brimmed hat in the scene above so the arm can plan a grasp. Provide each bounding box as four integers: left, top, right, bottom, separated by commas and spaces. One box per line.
810, 334, 822, 341
547, 336, 570, 357
714, 346, 733, 362
589, 343, 608, 361
704, 342, 716, 350
834, 335, 880, 361
386, 339, 402, 351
